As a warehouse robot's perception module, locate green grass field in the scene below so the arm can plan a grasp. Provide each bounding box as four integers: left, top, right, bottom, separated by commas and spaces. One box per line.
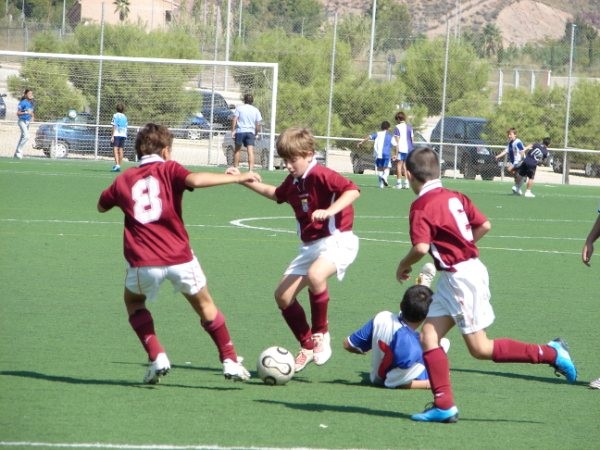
1, 158, 599, 450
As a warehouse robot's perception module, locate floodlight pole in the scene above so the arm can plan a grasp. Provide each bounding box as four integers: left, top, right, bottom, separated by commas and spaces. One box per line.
562, 23, 576, 185
368, 0, 376, 79
325, 12, 338, 165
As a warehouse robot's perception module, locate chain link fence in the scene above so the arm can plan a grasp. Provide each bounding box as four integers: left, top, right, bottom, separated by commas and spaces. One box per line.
0, 15, 598, 184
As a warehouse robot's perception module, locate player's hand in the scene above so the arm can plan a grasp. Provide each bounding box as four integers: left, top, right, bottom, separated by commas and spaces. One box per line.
396, 265, 411, 283
582, 243, 594, 266
311, 209, 330, 222
239, 170, 262, 184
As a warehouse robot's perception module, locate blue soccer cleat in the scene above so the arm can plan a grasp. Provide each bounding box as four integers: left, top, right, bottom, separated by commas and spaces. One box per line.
411, 404, 459, 423
548, 338, 577, 383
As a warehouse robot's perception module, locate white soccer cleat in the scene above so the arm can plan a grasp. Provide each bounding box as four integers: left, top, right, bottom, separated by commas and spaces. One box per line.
294, 347, 314, 372
511, 185, 522, 196
312, 332, 332, 366
524, 190, 535, 198
440, 337, 450, 354
223, 357, 251, 381
589, 378, 600, 389
416, 262, 436, 288
143, 352, 171, 384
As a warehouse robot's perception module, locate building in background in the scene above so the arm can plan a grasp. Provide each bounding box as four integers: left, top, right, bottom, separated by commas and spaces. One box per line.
67, 0, 182, 30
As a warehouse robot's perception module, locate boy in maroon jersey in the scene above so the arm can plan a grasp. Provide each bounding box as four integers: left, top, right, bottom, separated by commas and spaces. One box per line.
98, 123, 261, 384
396, 147, 577, 423
242, 127, 360, 372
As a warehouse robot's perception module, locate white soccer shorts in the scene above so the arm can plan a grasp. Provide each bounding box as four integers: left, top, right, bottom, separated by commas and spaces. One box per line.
428, 258, 495, 334
125, 255, 207, 302
284, 231, 359, 281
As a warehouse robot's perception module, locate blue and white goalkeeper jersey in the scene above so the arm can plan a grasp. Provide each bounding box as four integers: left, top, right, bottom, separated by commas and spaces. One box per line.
347, 311, 427, 387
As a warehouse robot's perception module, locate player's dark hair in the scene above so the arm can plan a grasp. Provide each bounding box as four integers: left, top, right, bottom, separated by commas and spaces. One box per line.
116, 103, 125, 113
135, 123, 173, 158
276, 127, 316, 159
395, 111, 406, 122
381, 120, 390, 130
21, 89, 32, 100
406, 147, 440, 183
542, 137, 551, 146
243, 93, 254, 104
400, 285, 433, 323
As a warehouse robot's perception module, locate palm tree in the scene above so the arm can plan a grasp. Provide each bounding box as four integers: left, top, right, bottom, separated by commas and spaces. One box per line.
113, 0, 130, 22
482, 23, 503, 59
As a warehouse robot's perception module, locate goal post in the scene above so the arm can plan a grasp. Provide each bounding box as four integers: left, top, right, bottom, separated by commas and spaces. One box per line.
0, 50, 279, 169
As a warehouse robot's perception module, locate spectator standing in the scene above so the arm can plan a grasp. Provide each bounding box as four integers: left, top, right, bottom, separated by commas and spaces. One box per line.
357, 120, 393, 188
231, 93, 262, 171
396, 147, 577, 423
581, 207, 600, 390
111, 103, 128, 172
515, 137, 550, 198
241, 127, 360, 373
14, 89, 34, 159
392, 111, 414, 189
97, 123, 260, 384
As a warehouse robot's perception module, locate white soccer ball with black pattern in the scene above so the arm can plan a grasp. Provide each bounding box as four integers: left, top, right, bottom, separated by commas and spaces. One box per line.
256, 346, 295, 385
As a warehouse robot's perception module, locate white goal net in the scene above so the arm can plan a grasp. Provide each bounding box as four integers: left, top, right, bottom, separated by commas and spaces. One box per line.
0, 50, 279, 169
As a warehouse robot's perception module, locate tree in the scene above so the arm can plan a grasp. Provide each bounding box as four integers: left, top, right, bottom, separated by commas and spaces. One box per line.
244, 0, 324, 39
113, 0, 130, 22
400, 37, 490, 116
13, 24, 202, 123
368, 0, 414, 52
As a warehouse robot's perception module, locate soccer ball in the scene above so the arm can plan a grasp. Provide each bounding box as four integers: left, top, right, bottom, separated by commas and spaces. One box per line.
256, 346, 295, 386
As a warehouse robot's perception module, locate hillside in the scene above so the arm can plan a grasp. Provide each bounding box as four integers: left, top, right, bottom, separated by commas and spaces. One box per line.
319, 0, 591, 47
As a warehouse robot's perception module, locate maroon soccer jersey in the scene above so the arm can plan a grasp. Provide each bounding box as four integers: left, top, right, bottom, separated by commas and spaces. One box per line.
98, 156, 194, 267
274, 163, 358, 243
409, 180, 488, 271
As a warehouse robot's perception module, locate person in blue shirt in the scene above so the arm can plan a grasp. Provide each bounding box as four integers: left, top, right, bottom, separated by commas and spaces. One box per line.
231, 93, 262, 172
358, 121, 394, 188
343, 264, 449, 389
14, 89, 34, 159
495, 128, 525, 194
111, 103, 128, 172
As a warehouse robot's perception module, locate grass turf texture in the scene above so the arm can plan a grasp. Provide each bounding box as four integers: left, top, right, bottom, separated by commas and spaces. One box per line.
1, 158, 599, 450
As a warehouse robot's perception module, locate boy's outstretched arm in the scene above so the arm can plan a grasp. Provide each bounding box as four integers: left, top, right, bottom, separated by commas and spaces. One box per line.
241, 179, 277, 201
396, 243, 430, 283
185, 170, 261, 189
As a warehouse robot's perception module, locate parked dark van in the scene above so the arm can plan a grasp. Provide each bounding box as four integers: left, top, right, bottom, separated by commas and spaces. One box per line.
197, 89, 234, 130
430, 116, 500, 180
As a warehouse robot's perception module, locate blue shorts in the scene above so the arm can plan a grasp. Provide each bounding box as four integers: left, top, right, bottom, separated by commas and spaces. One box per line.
235, 132, 256, 147
113, 136, 126, 148
399, 152, 408, 161
375, 157, 391, 168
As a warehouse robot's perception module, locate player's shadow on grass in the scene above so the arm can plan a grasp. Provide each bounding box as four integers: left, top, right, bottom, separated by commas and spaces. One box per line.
257, 398, 411, 419
451, 367, 589, 387
0, 366, 245, 391
255, 399, 542, 423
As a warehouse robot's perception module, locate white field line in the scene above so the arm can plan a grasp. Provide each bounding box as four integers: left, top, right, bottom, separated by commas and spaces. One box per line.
0, 216, 582, 256
0, 442, 347, 450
